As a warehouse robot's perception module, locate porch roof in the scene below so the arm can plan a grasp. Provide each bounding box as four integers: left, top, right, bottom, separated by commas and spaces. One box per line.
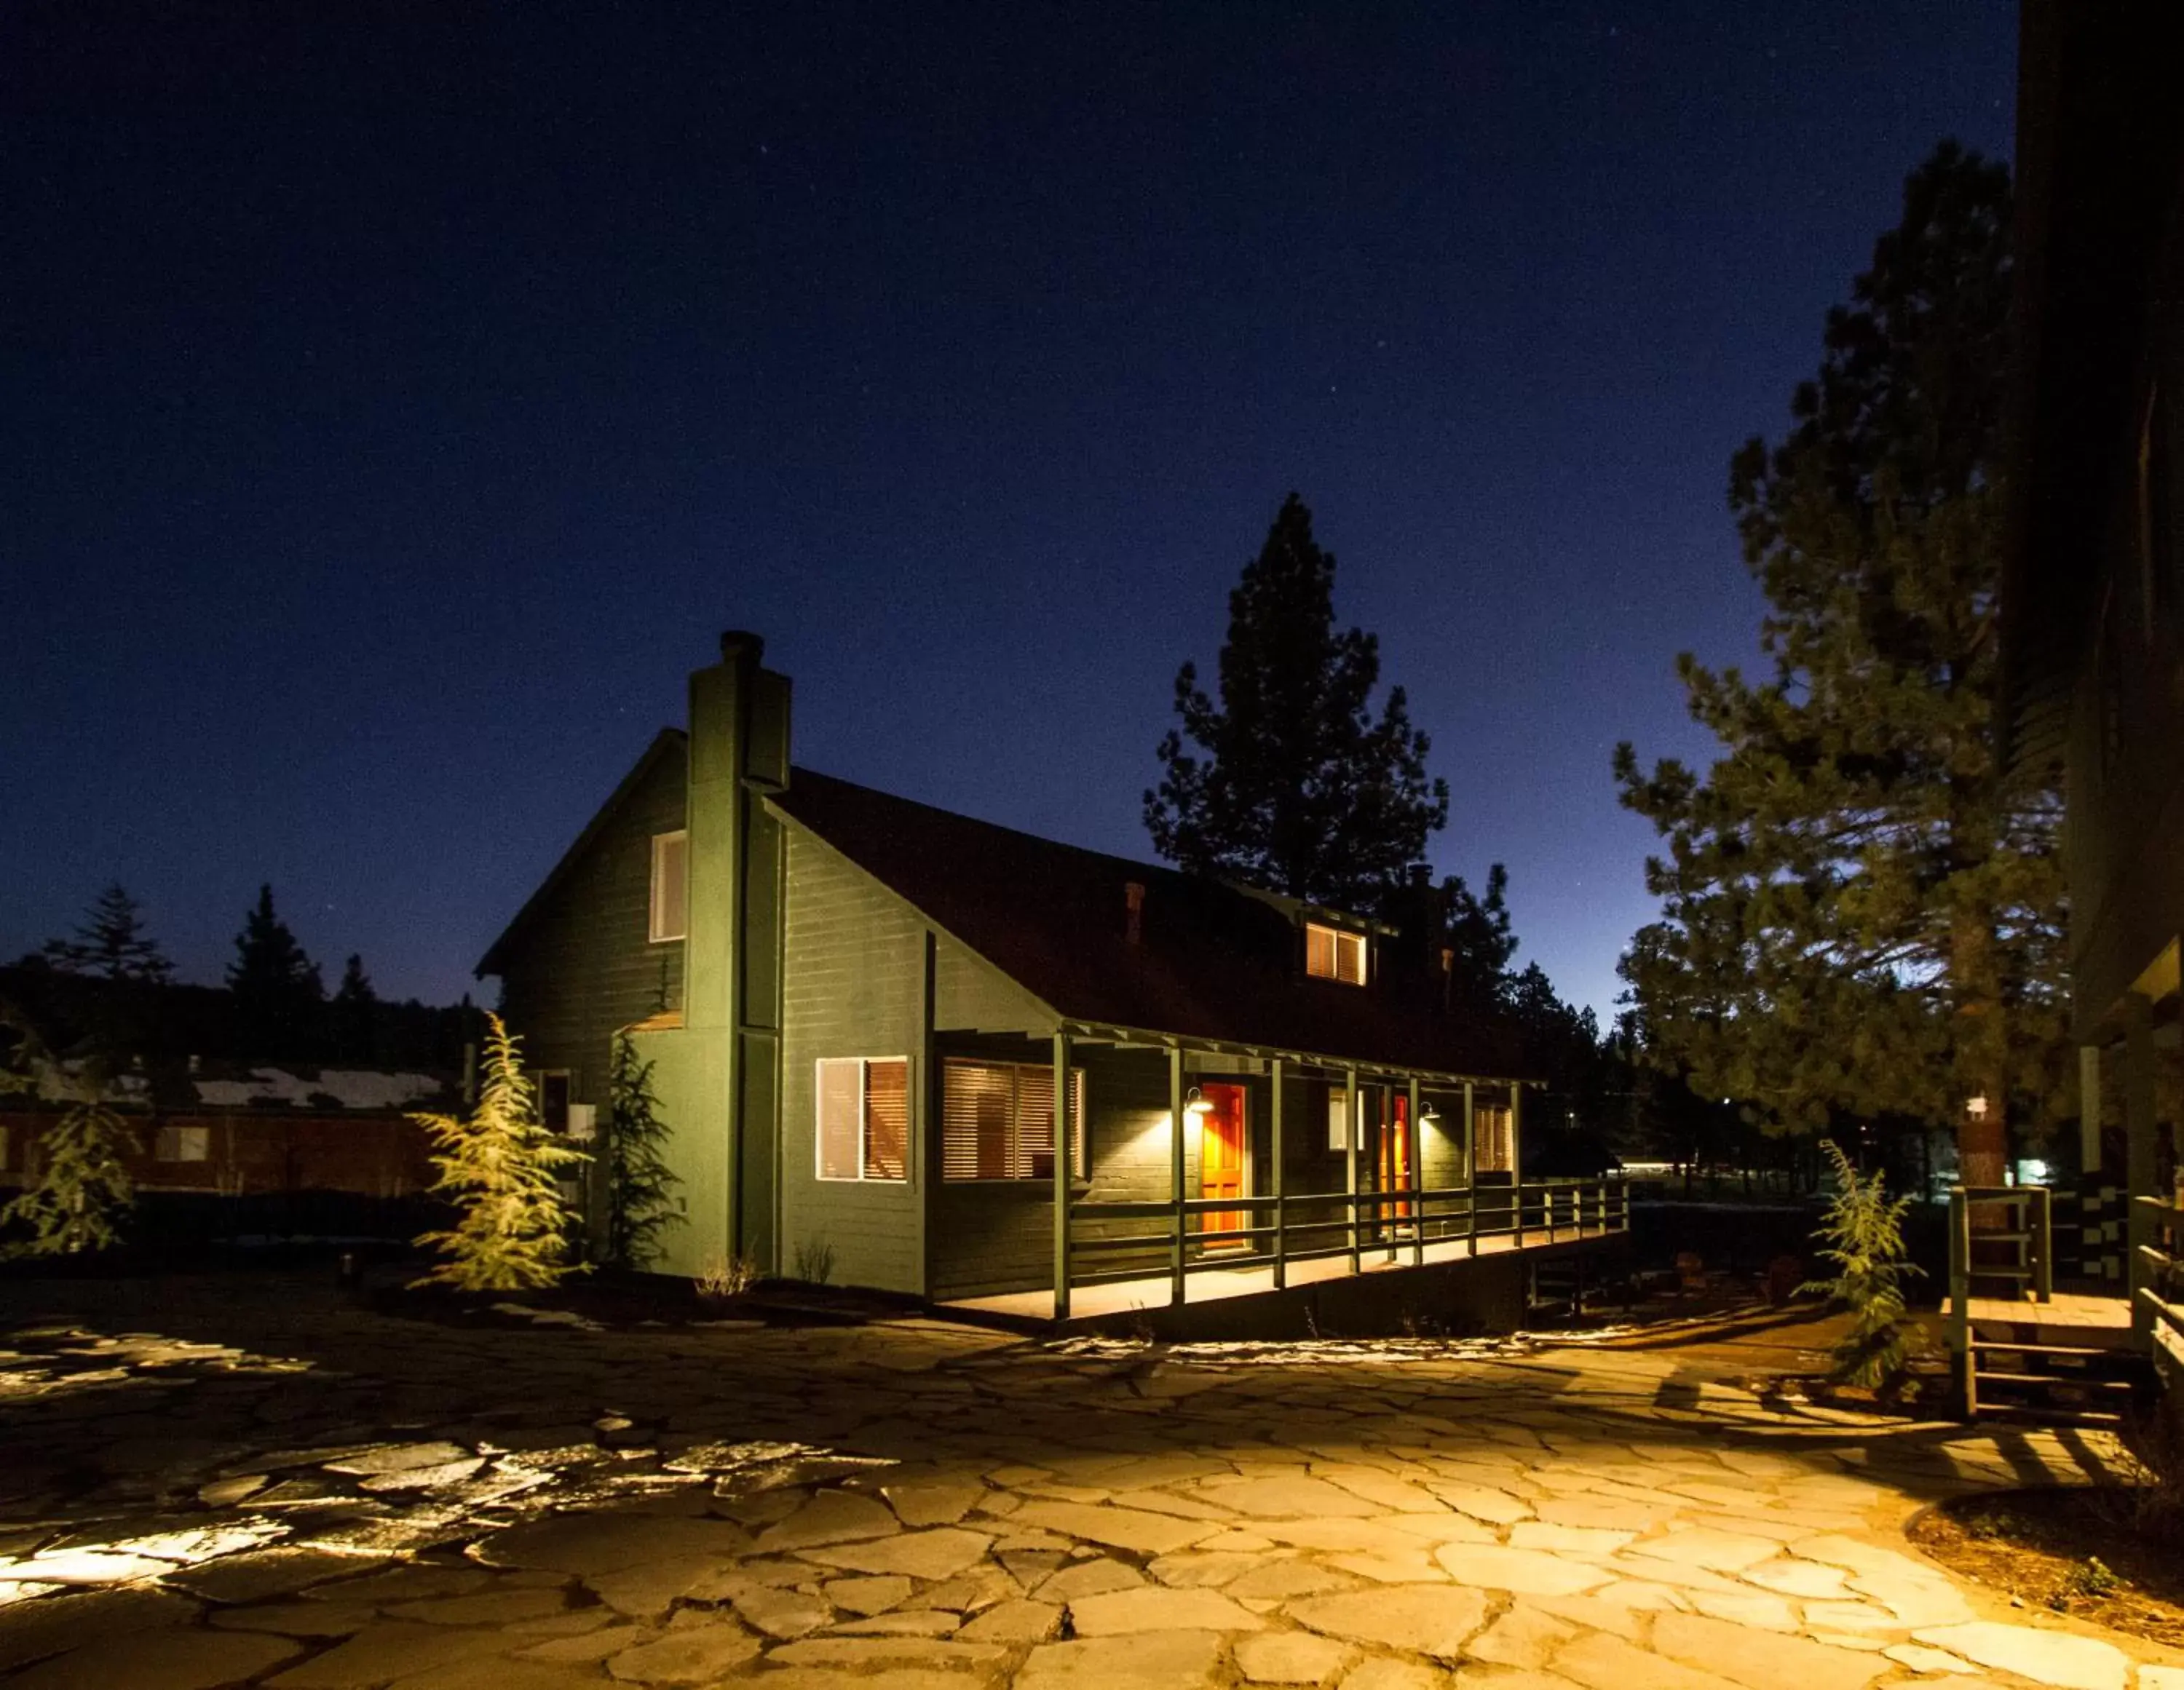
768, 768, 1530, 1086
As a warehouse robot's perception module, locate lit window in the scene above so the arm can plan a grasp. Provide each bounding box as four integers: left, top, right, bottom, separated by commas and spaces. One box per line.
1473, 1106, 1514, 1173
156, 1125, 210, 1163
816, 1057, 910, 1183
649, 831, 689, 943
1305, 921, 1367, 985
941, 1060, 1086, 1181
1326, 1083, 1353, 1152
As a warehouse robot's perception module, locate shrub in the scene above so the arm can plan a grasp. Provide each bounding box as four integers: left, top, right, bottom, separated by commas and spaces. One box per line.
0, 1005, 135, 1258
411, 1013, 587, 1292
1802, 1138, 1923, 1392
695, 1250, 759, 1301
792, 1237, 836, 1286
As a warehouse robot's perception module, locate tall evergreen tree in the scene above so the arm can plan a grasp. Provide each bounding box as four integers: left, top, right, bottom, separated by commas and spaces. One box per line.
1145, 494, 1449, 913
1613, 144, 2068, 1181
41, 884, 174, 983
1441, 864, 1517, 1008
226, 885, 324, 1057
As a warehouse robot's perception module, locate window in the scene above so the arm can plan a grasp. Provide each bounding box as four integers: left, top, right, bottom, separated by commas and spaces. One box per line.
941, 1059, 1086, 1181
537, 1072, 573, 1136
1305, 921, 1367, 985
156, 1125, 210, 1163
816, 1058, 910, 1182
1473, 1105, 1514, 1173
649, 830, 689, 943
1325, 1083, 1355, 1153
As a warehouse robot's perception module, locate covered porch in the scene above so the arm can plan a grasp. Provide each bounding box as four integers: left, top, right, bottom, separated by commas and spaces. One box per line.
930, 1020, 1628, 1326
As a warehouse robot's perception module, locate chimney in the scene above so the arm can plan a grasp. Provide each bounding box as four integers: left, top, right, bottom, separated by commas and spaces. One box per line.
1124, 881, 1145, 946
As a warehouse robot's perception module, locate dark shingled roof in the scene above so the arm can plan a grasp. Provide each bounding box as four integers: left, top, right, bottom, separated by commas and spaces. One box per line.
769, 767, 1529, 1082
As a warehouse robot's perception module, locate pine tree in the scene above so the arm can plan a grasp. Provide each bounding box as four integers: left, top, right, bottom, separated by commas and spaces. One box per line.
411, 1012, 587, 1293
226, 885, 325, 1058
329, 954, 379, 1064
41, 884, 174, 983
1145, 493, 1449, 913
0, 1010, 135, 1258
1613, 145, 2067, 1181
1803, 1139, 1923, 1392
601, 1028, 681, 1271
1442, 864, 1517, 1008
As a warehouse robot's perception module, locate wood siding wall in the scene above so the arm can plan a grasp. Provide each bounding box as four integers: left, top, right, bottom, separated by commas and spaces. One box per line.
494, 750, 687, 1111
779, 828, 930, 1295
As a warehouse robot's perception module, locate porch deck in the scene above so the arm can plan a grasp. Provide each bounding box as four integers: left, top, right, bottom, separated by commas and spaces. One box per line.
1966, 1290, 2133, 1336
946, 1216, 1619, 1322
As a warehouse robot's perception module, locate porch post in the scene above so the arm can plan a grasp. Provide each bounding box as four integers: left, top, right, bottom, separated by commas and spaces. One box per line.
1053, 1028, 1072, 1322
2124, 994, 2157, 1346
1408, 1076, 1425, 1266
1463, 1079, 1477, 1256
1270, 1058, 1286, 1290
1169, 1044, 1186, 1307
2080, 1044, 2102, 1174
1509, 1081, 1524, 1245
1345, 1064, 1361, 1275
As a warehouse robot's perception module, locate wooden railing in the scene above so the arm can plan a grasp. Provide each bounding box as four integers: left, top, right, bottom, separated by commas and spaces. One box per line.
2133, 1197, 2184, 1386
1947, 1185, 2053, 1415
1061, 1176, 1629, 1301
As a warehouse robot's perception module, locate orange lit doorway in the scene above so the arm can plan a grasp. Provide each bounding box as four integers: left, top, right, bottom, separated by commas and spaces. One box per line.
1198, 1082, 1249, 1249
1376, 1090, 1414, 1236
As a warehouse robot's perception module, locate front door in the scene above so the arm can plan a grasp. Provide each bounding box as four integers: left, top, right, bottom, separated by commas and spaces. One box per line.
1377, 1091, 1414, 1237
1198, 1082, 1249, 1249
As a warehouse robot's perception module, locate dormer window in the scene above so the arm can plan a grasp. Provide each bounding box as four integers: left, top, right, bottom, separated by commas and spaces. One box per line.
1305, 921, 1367, 985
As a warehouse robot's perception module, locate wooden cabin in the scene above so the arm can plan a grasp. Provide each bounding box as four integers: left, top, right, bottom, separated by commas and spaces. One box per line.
479, 632, 1624, 1333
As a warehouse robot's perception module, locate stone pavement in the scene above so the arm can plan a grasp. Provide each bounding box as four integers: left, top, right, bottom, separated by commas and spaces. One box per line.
0, 1272, 2175, 1690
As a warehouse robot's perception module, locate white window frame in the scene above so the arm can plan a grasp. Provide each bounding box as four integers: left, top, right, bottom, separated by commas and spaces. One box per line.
1326, 1083, 1354, 1153
1305, 920, 1368, 985
815, 1055, 912, 1184
649, 830, 689, 944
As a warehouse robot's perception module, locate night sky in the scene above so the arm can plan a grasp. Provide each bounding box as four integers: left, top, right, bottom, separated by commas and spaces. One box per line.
3, 3, 2016, 1023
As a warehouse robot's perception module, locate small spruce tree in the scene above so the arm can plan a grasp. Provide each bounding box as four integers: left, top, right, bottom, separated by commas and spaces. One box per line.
0, 1009, 135, 1258
1803, 1138, 1923, 1392
411, 1012, 587, 1293
601, 1028, 681, 1272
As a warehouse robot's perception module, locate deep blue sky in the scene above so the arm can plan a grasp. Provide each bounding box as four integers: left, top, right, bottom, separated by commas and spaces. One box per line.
2, 3, 2015, 1022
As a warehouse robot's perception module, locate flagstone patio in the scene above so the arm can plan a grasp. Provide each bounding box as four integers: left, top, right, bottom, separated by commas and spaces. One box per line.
0, 1270, 2175, 1689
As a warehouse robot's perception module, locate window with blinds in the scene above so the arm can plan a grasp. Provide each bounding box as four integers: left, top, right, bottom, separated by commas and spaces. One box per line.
1473, 1105, 1514, 1173
815, 1057, 911, 1183
941, 1059, 1086, 1181
1305, 921, 1367, 985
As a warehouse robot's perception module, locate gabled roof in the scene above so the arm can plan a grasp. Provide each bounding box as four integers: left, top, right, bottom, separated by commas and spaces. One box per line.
475, 728, 686, 977
769, 768, 1527, 1082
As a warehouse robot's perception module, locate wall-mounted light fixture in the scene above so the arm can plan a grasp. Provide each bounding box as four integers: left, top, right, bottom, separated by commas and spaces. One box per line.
1420, 1103, 1441, 1127
1184, 1086, 1214, 1116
